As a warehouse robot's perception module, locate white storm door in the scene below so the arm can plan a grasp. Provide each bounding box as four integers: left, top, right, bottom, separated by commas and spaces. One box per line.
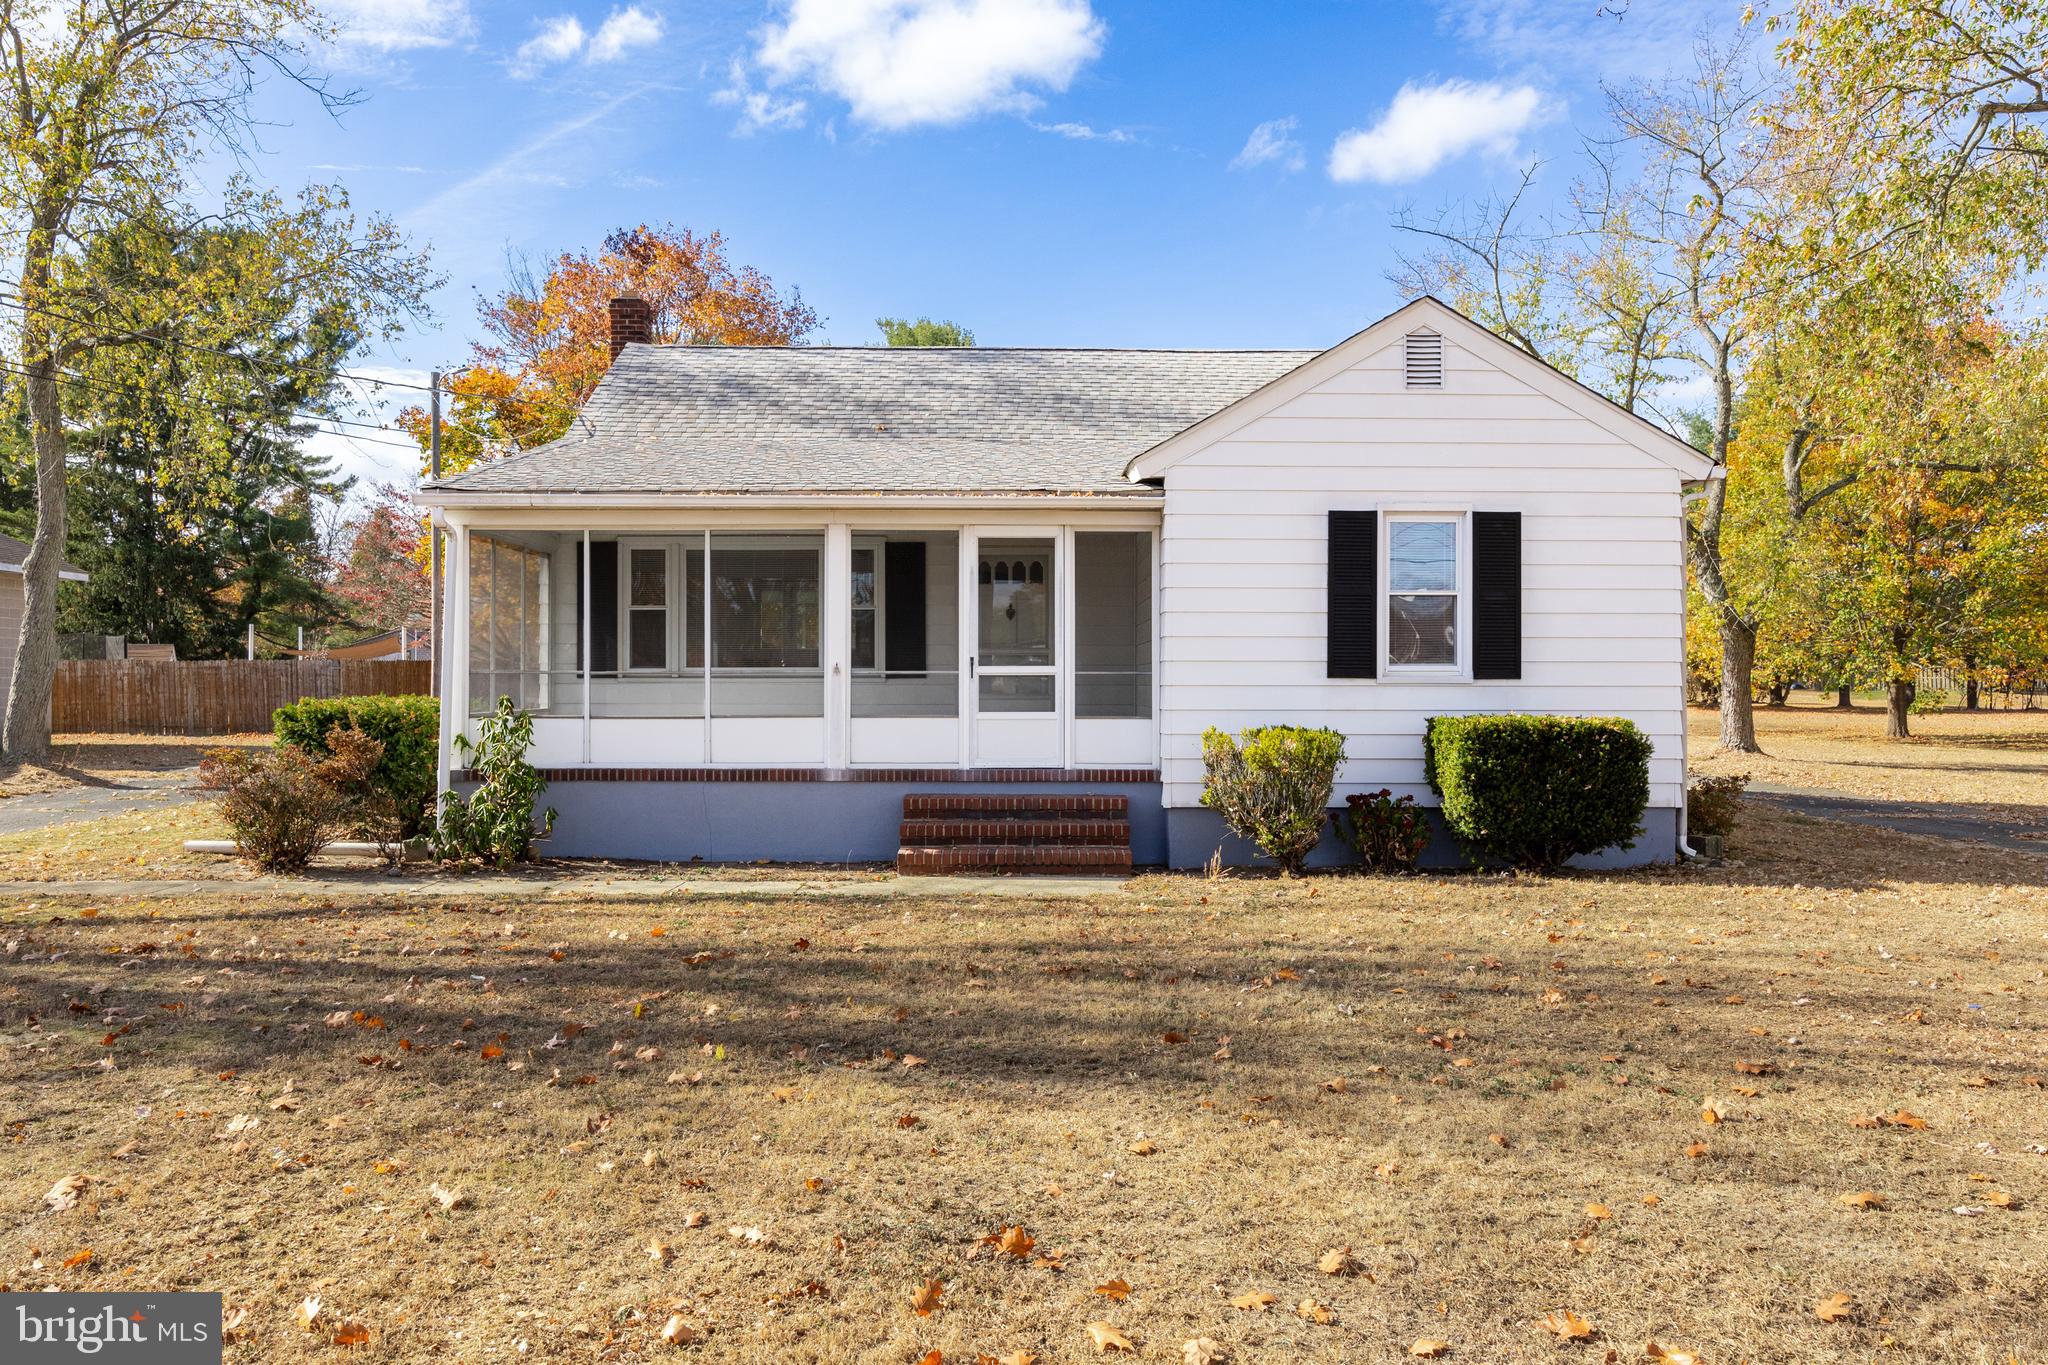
971, 533, 1061, 766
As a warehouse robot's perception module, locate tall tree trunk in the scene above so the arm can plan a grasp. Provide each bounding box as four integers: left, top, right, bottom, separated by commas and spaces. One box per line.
1885, 677, 1913, 739
1962, 655, 1979, 711
1719, 616, 1761, 752
2, 312, 67, 762
1836, 684, 1853, 709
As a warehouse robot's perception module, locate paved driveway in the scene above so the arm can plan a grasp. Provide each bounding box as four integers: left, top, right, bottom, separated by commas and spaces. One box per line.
1748, 783, 2048, 855
0, 770, 201, 836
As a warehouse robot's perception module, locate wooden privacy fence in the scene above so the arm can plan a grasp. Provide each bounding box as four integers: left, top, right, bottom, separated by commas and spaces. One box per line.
53, 659, 431, 735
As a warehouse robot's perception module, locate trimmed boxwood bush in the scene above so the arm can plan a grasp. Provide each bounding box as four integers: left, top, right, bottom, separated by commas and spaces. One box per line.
1423, 714, 1653, 870
274, 694, 440, 837
1200, 724, 1347, 875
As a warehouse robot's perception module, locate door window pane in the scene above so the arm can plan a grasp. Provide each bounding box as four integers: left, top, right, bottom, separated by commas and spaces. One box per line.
978, 538, 1053, 666
979, 674, 1054, 713
1389, 594, 1456, 666
1075, 532, 1151, 719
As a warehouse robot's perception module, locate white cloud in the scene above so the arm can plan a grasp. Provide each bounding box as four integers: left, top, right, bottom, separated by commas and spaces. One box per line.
588, 6, 665, 63
714, 58, 810, 133
512, 15, 587, 78
1230, 116, 1303, 172
1029, 119, 1131, 143
325, 0, 474, 53
748, 0, 1107, 131
1328, 79, 1548, 184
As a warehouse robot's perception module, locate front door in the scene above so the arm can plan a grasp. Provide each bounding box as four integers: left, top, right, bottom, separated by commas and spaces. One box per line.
971, 534, 1061, 766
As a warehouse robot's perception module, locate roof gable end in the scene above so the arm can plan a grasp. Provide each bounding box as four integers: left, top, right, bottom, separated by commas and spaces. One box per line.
1124, 296, 1718, 482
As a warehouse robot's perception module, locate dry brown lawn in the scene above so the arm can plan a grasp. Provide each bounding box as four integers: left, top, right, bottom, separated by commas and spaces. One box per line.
1689, 695, 2048, 814
3, 807, 2044, 1363
0, 733, 268, 799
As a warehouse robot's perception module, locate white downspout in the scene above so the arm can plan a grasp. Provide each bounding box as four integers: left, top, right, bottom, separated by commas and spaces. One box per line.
1676, 481, 1715, 861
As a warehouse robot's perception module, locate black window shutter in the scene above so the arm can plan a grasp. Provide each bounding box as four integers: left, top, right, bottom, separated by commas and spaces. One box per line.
883, 540, 927, 674
586, 540, 618, 673
1327, 510, 1378, 678
1472, 511, 1522, 680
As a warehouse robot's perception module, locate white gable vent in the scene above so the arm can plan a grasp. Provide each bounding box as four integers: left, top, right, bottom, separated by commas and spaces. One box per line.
1403, 330, 1444, 388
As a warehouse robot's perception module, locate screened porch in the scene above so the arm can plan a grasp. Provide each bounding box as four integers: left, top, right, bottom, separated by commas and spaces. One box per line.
452, 522, 1156, 771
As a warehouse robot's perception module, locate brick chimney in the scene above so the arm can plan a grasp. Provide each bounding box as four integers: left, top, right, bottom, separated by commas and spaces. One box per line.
608, 295, 653, 361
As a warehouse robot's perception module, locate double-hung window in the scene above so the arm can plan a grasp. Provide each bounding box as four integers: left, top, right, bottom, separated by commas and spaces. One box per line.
1385, 515, 1461, 671
623, 542, 671, 672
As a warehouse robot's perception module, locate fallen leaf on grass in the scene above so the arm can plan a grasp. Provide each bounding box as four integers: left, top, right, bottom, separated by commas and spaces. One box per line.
1836, 1190, 1885, 1210
1230, 1289, 1277, 1311
1086, 1321, 1135, 1353
1295, 1297, 1335, 1324
646, 1239, 672, 1265
659, 1314, 699, 1346
1683, 1142, 1709, 1159
1180, 1338, 1225, 1365
1410, 1340, 1450, 1358
1983, 1190, 2018, 1209
1092, 1278, 1131, 1301
1815, 1293, 1854, 1323
61, 1248, 93, 1269
1732, 1060, 1775, 1075
1322, 1077, 1348, 1093
332, 1322, 370, 1348
1318, 1246, 1358, 1275
299, 1297, 322, 1331
43, 1178, 89, 1219
1584, 1203, 1613, 1221
1645, 1343, 1700, 1365
428, 1182, 466, 1211
997, 1225, 1035, 1259
1535, 1310, 1596, 1340
1127, 1139, 1157, 1156
1699, 1098, 1727, 1125
682, 1211, 708, 1228
727, 1225, 768, 1245
910, 1278, 944, 1317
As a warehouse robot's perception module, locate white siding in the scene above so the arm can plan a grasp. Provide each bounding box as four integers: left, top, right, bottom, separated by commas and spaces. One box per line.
0, 573, 20, 710
1158, 333, 1688, 809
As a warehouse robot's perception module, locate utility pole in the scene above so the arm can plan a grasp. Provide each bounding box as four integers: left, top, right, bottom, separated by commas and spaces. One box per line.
428, 369, 442, 699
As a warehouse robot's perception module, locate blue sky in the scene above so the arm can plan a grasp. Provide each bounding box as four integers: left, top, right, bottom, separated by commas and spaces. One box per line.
267, 0, 1738, 489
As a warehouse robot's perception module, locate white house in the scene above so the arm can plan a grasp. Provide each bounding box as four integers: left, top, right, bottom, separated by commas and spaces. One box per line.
416, 296, 1716, 871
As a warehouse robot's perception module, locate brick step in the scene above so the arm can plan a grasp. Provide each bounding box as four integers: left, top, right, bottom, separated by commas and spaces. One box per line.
897, 843, 1133, 876
902, 793, 1128, 818
900, 817, 1130, 847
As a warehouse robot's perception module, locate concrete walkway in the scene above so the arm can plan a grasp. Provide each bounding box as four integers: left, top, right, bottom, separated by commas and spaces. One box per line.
0, 869, 1131, 902
1749, 784, 2047, 856
0, 771, 200, 836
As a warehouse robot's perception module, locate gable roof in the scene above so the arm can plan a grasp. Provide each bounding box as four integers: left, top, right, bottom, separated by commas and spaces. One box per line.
422, 346, 1317, 498
1123, 296, 1720, 483
0, 532, 87, 581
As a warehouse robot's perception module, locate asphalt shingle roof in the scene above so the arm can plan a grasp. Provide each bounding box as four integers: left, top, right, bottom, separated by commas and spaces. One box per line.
425, 344, 1318, 496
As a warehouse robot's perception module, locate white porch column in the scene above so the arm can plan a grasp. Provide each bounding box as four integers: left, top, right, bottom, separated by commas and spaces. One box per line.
957, 526, 976, 768
437, 519, 470, 799
823, 522, 851, 770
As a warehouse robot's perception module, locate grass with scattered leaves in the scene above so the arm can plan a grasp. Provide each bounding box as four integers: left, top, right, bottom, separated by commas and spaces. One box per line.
1689, 696, 2048, 813
2, 810, 2043, 1363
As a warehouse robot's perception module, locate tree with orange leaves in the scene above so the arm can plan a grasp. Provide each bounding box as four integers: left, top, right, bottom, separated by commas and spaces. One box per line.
400, 224, 818, 474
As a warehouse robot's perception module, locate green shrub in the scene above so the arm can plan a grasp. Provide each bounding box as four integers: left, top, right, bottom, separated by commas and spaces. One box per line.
1423, 715, 1653, 870
275, 694, 440, 836
1686, 773, 1748, 839
1337, 788, 1430, 873
199, 735, 382, 873
1200, 725, 1346, 875
431, 697, 555, 866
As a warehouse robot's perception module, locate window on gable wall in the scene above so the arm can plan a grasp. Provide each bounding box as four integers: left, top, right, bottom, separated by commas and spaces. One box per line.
1386, 516, 1459, 669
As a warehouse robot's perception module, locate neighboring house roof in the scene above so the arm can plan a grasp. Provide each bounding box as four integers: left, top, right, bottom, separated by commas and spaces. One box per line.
421, 346, 1317, 498
0, 532, 87, 582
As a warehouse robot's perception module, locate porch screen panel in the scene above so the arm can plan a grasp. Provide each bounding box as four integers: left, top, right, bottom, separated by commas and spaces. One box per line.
851, 531, 958, 718
467, 532, 555, 715
710, 533, 823, 718
583, 536, 702, 718
1075, 532, 1152, 719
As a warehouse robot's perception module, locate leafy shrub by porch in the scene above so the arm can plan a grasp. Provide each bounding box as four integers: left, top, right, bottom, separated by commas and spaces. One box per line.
274, 694, 440, 836
1423, 715, 1652, 870
431, 697, 555, 866
1200, 725, 1346, 875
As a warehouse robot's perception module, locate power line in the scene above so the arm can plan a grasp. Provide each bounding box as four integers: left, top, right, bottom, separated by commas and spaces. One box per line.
0, 356, 427, 452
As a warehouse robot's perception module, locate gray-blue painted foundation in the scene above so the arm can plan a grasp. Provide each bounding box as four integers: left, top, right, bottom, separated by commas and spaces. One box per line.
487, 778, 1678, 870
1164, 805, 1681, 871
